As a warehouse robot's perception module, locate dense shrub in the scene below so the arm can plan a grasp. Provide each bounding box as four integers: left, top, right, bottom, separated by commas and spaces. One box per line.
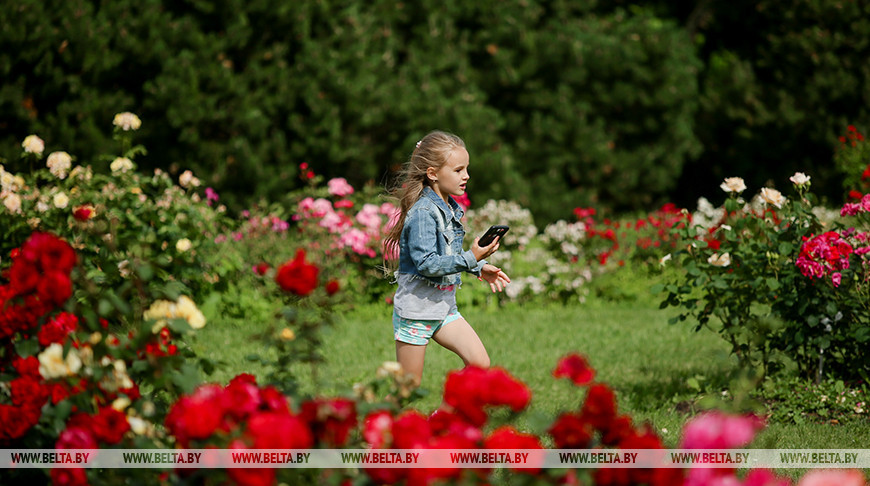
0, 0, 700, 221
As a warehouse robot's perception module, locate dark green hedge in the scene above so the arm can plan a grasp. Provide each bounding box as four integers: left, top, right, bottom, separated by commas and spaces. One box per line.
2, 0, 867, 221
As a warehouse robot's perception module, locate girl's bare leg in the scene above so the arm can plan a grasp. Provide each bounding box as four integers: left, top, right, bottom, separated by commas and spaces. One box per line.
432, 318, 490, 369
395, 341, 427, 387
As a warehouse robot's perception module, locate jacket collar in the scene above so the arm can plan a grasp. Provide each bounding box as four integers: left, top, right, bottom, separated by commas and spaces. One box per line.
422, 186, 464, 220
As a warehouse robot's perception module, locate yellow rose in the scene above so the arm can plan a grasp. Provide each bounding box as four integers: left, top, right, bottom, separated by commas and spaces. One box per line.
38, 343, 82, 379
176, 238, 192, 252
175, 295, 206, 329
110, 157, 134, 173
53, 192, 69, 209
22, 134, 45, 156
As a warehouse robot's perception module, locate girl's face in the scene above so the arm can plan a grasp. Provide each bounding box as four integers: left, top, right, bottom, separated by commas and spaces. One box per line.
428, 147, 470, 203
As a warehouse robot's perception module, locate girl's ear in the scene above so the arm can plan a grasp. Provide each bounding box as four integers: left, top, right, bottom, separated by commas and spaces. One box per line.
426, 166, 438, 183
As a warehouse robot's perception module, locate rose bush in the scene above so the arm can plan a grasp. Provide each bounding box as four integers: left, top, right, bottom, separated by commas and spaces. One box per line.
1, 117, 240, 328
657, 171, 870, 381
0, 212, 865, 486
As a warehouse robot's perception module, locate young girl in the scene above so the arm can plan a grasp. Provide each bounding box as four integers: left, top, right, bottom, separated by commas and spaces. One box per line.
384, 130, 510, 386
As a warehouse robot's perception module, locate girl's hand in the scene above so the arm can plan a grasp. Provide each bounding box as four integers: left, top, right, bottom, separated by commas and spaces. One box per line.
479, 263, 510, 293
471, 236, 500, 261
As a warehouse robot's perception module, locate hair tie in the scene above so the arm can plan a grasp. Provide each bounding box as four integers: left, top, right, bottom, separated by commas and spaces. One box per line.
415, 140, 422, 148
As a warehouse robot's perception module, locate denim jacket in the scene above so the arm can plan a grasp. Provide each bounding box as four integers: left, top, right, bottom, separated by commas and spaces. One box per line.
397, 186, 485, 288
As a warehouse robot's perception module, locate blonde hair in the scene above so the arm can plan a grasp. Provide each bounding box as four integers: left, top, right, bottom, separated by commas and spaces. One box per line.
383, 130, 466, 274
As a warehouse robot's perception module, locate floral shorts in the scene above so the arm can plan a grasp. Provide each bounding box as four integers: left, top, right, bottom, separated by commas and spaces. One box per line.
392, 310, 462, 346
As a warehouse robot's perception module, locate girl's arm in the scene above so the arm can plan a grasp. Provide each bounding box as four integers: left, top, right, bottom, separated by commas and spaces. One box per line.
406, 210, 481, 277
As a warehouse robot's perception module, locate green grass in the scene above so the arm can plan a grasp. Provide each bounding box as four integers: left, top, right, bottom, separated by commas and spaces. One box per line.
191, 269, 870, 456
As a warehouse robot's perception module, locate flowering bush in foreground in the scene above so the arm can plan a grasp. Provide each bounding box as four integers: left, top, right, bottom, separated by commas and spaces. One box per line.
1, 233, 865, 485
658, 171, 870, 380
149, 353, 866, 486
0, 232, 214, 486
2, 119, 238, 327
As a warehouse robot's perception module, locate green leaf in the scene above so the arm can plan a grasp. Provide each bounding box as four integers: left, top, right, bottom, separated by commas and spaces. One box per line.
98, 298, 114, 317
13, 338, 39, 357
171, 362, 202, 394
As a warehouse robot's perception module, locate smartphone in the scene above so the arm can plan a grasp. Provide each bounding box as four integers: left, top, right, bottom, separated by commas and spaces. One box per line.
478, 225, 509, 246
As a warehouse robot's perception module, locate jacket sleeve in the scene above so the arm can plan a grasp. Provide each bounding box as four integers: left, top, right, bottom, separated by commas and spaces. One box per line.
405, 209, 479, 277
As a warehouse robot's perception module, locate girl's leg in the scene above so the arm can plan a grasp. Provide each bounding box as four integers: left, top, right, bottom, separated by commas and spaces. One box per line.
395, 341, 428, 387
432, 318, 490, 369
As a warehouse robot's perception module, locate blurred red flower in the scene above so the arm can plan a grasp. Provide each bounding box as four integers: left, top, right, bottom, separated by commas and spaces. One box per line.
553, 353, 596, 386
275, 249, 319, 296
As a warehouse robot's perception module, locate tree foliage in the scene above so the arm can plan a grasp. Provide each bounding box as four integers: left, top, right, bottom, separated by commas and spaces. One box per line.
1, 0, 867, 221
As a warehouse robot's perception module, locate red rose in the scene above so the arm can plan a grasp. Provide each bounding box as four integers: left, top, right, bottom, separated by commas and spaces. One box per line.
72, 205, 94, 222
443, 366, 490, 425
11, 376, 49, 408
224, 380, 261, 421
444, 366, 531, 426
300, 397, 357, 447
37, 270, 73, 306
275, 249, 319, 296
227, 440, 276, 486
252, 263, 270, 276
325, 279, 340, 295
391, 410, 431, 449
12, 355, 41, 377
428, 409, 483, 444
601, 414, 634, 446
38, 312, 78, 346
56, 426, 98, 449
581, 383, 617, 432
553, 353, 596, 386
486, 367, 532, 412
9, 260, 40, 294
548, 412, 592, 448
258, 385, 290, 413
165, 385, 226, 446
484, 426, 544, 474
92, 407, 130, 444
363, 410, 393, 448
229, 373, 258, 387
246, 411, 313, 449
51, 467, 88, 486
0, 403, 42, 440
22, 232, 77, 273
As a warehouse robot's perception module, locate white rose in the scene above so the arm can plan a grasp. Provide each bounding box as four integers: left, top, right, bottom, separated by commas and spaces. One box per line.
176, 238, 192, 252
659, 253, 672, 266
46, 151, 72, 179
179, 170, 200, 188
760, 187, 786, 208
789, 172, 811, 186
111, 396, 132, 412
707, 252, 731, 267
22, 134, 45, 156
53, 192, 69, 209
720, 177, 747, 194
38, 343, 82, 379
110, 157, 134, 173
0, 170, 16, 191
128, 416, 148, 435
113, 112, 142, 131
3, 193, 22, 214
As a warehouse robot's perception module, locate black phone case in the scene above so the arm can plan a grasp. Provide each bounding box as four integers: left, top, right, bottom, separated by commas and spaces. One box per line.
479, 225, 509, 246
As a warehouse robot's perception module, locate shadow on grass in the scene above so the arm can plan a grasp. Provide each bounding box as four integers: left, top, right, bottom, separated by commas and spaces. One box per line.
616, 364, 735, 415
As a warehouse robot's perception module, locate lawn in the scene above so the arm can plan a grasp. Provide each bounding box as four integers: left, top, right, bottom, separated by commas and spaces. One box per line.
191, 268, 870, 461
